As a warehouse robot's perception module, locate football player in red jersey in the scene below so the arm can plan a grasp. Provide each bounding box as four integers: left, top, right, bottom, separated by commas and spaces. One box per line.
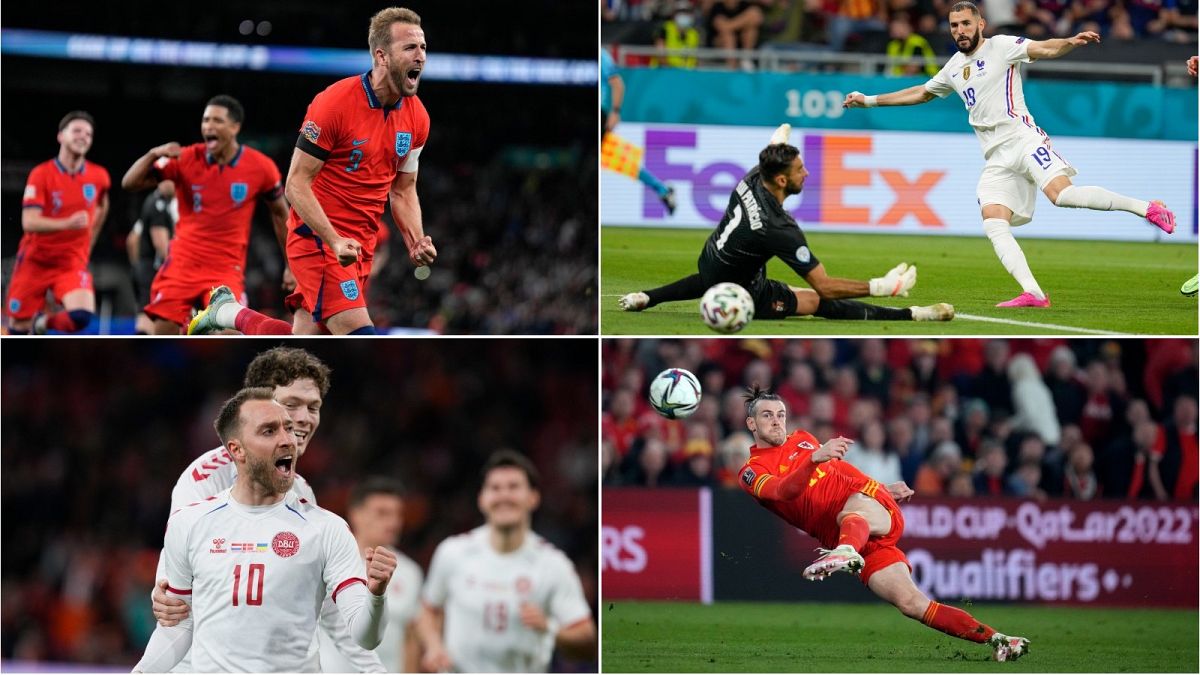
190, 6, 436, 335
737, 386, 1031, 662
121, 95, 290, 334
8, 111, 110, 334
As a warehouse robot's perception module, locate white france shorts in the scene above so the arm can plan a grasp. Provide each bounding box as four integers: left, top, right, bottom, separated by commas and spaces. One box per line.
977, 129, 1076, 226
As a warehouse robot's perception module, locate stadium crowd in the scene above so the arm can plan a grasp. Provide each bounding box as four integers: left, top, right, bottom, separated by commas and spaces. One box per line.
603, 0, 1196, 66
602, 338, 1198, 502
0, 341, 597, 668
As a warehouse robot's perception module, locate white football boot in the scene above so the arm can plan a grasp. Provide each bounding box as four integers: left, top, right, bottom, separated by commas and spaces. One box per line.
989, 633, 1030, 662
618, 292, 649, 312
802, 544, 864, 580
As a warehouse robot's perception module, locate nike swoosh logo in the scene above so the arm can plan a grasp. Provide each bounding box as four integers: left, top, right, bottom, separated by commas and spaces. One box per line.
352, 138, 368, 146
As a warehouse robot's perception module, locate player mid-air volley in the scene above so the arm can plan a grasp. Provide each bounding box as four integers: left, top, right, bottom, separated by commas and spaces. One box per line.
844, 1, 1176, 308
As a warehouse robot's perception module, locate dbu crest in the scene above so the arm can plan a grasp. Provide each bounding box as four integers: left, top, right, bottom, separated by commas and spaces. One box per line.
340, 279, 360, 301
395, 132, 412, 157
230, 182, 248, 204
82, 183, 97, 203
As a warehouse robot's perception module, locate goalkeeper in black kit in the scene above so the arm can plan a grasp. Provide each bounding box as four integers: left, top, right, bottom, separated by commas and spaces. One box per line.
619, 125, 954, 322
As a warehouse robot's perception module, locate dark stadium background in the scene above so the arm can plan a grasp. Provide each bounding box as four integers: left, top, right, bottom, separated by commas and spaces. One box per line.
0, 339, 598, 671
1, 1, 598, 334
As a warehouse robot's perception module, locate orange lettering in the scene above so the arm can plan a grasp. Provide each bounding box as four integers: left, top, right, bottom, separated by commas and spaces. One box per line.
820, 136, 872, 224
877, 170, 945, 226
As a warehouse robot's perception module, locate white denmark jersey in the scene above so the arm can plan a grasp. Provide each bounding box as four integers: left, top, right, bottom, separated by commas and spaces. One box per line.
924, 35, 1047, 155
424, 526, 592, 673
170, 445, 317, 512
320, 548, 423, 673
163, 489, 369, 673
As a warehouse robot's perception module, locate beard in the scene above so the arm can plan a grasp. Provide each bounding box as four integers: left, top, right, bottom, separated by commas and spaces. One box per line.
246, 453, 292, 495
389, 62, 418, 97
955, 27, 982, 54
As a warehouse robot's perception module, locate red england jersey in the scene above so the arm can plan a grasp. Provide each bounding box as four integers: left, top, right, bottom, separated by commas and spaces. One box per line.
292, 72, 430, 251
19, 158, 110, 265
738, 429, 885, 549
153, 143, 283, 269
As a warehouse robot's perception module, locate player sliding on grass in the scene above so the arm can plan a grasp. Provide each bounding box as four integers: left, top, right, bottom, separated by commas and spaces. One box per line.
619, 124, 954, 322
844, 0, 1176, 308
737, 387, 1030, 662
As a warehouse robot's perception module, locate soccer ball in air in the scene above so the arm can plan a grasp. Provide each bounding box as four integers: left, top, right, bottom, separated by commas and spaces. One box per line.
700, 282, 754, 334
648, 368, 702, 419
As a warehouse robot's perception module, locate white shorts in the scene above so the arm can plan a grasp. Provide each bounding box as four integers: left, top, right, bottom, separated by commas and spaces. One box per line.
977, 130, 1076, 226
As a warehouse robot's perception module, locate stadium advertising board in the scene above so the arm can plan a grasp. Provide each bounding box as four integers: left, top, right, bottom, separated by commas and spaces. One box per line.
710, 489, 1198, 607
601, 123, 1198, 243
602, 488, 713, 602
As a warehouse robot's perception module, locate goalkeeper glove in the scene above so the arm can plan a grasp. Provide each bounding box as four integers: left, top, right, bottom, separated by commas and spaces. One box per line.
869, 262, 917, 297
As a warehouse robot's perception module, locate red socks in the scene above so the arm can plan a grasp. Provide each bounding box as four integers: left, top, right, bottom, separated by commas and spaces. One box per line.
234, 308, 293, 335
921, 601, 996, 643
837, 513, 870, 551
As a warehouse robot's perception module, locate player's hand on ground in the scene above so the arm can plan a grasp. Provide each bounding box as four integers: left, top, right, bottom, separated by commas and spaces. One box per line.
1188, 56, 1198, 77
869, 262, 916, 297
152, 578, 191, 627
1068, 31, 1100, 46
421, 644, 453, 673
332, 237, 363, 267
518, 602, 549, 632
887, 481, 915, 502
409, 236, 437, 267
153, 142, 182, 159
65, 210, 89, 230
813, 436, 853, 463
281, 267, 297, 292
364, 546, 397, 595
842, 91, 867, 109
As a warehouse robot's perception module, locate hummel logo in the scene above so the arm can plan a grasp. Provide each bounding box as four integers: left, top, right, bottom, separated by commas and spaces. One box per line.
352, 138, 368, 146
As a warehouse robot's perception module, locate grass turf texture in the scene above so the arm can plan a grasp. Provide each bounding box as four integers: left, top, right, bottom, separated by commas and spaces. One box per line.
602, 600, 1199, 672
601, 228, 1198, 335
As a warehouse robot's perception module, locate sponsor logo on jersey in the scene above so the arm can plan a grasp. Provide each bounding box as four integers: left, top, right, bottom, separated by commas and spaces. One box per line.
340, 279, 360, 301
301, 120, 321, 143
272, 531, 300, 557
1015, 37, 1026, 44
210, 538, 226, 554
799, 441, 816, 450
230, 182, 248, 204
788, 451, 799, 461
795, 245, 811, 263
82, 183, 97, 202
395, 132, 412, 157
741, 466, 756, 487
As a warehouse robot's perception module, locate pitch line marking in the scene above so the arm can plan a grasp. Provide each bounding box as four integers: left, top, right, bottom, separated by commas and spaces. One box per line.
955, 313, 1132, 336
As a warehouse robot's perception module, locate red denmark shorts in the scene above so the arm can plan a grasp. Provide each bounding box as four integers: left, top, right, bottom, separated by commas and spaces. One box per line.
144, 255, 246, 326
285, 224, 373, 323
6, 253, 92, 320
858, 482, 910, 586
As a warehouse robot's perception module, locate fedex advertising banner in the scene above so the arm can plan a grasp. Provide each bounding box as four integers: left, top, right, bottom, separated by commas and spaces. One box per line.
601, 123, 1198, 243
710, 489, 1198, 607
602, 487, 713, 603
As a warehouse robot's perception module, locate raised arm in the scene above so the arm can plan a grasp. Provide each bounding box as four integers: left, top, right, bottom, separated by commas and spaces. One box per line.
1026, 31, 1100, 60
122, 142, 180, 192
843, 84, 936, 109
754, 437, 855, 501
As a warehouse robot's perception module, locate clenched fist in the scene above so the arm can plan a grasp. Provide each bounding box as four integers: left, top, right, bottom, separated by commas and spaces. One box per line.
364, 546, 397, 596
812, 436, 854, 463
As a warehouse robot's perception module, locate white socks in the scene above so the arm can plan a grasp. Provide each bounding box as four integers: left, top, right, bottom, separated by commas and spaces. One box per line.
214, 301, 246, 329
1055, 185, 1149, 217
983, 218, 1045, 299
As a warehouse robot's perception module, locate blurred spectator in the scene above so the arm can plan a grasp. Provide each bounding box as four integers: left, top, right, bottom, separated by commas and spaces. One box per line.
672, 438, 717, 486
603, 388, 642, 457
1150, 395, 1198, 500
778, 361, 816, 419
716, 431, 754, 486
1008, 461, 1047, 500
1125, 420, 1166, 499
946, 471, 976, 497
653, 0, 702, 67
1160, 0, 1198, 42
1062, 442, 1099, 499
914, 440, 962, 496
1046, 345, 1086, 425
956, 398, 990, 458
827, 0, 888, 50
704, 0, 768, 67
973, 439, 1009, 497
1020, 0, 1072, 37
1008, 353, 1061, 446
1080, 359, 1126, 448
887, 416, 924, 484
885, 13, 939, 76
632, 438, 673, 486
844, 420, 903, 483
1068, 0, 1116, 34
973, 340, 1014, 418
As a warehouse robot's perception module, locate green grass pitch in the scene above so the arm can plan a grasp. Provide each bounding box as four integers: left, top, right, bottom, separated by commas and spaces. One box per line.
601, 227, 1198, 335
602, 600, 1199, 672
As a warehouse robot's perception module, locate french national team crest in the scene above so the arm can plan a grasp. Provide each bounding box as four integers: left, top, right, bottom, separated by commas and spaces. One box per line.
230, 182, 248, 204
340, 279, 360, 301
395, 132, 411, 158
82, 183, 96, 203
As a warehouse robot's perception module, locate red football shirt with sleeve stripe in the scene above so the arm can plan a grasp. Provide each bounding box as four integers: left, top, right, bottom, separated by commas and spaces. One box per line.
290, 72, 430, 254
152, 143, 283, 269
19, 158, 110, 265
737, 429, 885, 549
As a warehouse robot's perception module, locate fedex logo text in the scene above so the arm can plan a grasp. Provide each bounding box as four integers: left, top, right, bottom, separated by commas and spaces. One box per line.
641, 129, 945, 227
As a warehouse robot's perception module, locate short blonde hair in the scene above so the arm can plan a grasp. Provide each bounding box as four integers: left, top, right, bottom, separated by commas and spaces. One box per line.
369, 7, 422, 53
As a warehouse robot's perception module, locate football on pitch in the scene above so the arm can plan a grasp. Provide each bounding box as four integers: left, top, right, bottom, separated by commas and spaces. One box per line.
648, 368, 702, 419
700, 282, 754, 334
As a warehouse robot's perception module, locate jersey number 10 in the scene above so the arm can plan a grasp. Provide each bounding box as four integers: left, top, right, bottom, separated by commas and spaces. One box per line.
232, 563, 265, 606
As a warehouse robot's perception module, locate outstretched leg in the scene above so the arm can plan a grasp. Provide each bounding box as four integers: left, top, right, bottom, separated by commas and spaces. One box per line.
867, 561, 1030, 661
1044, 175, 1173, 234
619, 274, 708, 311
981, 204, 1049, 307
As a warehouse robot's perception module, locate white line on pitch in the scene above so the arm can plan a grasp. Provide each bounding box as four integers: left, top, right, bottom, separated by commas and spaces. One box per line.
956, 313, 1133, 336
